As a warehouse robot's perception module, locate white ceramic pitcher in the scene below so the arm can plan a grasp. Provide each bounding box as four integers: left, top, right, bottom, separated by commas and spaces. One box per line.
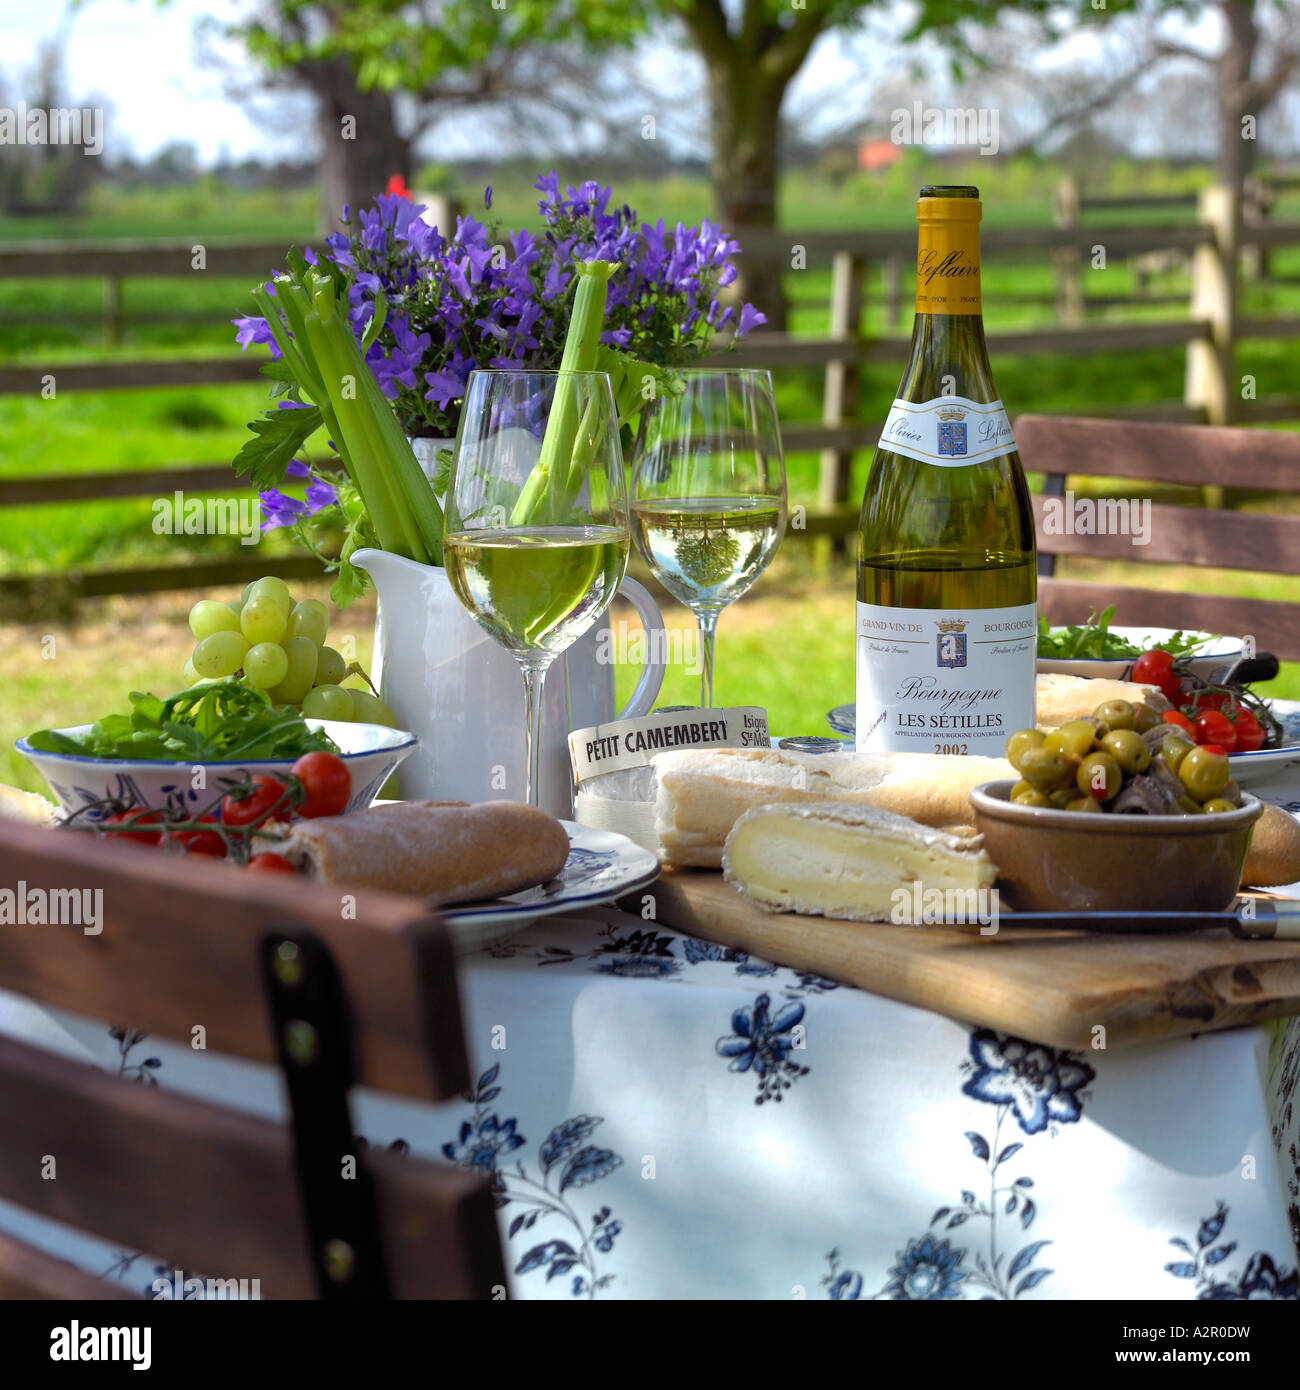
350, 548, 666, 817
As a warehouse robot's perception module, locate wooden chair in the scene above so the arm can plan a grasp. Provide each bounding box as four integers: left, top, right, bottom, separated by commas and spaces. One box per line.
0, 818, 505, 1300
1015, 415, 1300, 660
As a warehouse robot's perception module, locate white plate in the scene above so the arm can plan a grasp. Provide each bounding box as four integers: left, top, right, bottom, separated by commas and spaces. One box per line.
442, 820, 660, 955
1036, 626, 1240, 681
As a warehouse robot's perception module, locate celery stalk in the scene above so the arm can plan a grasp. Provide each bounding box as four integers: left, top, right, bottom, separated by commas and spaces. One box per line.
510, 260, 618, 526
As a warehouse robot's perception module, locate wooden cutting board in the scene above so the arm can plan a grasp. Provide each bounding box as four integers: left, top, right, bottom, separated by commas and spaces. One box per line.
645, 870, 1300, 1050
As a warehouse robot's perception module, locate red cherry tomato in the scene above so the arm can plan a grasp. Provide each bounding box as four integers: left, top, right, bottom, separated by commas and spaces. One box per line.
170, 813, 226, 858
1161, 710, 1194, 735
1199, 744, 1229, 758
222, 775, 289, 829
1132, 648, 1182, 702
102, 810, 163, 845
246, 852, 297, 875
1192, 709, 1237, 753
1185, 688, 1228, 714
1228, 707, 1265, 754
289, 752, 351, 819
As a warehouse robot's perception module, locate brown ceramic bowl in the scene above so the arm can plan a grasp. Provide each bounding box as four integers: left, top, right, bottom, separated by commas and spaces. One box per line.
969, 780, 1262, 913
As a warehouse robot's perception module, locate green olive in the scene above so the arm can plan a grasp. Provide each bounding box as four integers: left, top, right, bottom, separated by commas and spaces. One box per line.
1011, 787, 1052, 808
1175, 795, 1204, 815
1076, 751, 1122, 801
1222, 778, 1242, 807
1045, 720, 1098, 761
1201, 797, 1237, 814
1018, 746, 1076, 791
1157, 736, 1196, 774
1047, 786, 1076, 809
1094, 699, 1135, 732
1100, 728, 1151, 774
1006, 728, 1046, 771
1133, 703, 1161, 734
1178, 745, 1231, 802
1065, 795, 1103, 813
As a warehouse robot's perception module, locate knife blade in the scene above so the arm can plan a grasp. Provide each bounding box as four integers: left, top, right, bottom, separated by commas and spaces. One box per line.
1007, 898, 1300, 939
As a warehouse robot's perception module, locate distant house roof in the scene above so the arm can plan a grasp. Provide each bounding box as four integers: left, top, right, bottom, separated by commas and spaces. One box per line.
859, 140, 903, 172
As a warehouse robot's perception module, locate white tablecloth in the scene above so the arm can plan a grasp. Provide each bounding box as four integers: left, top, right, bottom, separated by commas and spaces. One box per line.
2, 769, 1299, 1301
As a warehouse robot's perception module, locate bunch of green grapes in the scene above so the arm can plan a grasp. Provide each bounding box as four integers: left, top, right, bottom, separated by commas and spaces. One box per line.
184, 577, 396, 726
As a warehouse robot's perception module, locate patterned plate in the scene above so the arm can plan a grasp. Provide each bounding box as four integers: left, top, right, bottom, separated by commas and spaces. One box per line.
826, 700, 1300, 787
442, 821, 661, 955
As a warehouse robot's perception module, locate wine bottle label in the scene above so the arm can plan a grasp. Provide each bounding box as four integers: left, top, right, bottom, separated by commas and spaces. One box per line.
855, 600, 1037, 756
879, 395, 1016, 468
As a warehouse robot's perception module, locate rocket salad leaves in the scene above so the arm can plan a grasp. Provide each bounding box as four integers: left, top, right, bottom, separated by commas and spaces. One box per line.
1036, 607, 1212, 661
26, 681, 339, 763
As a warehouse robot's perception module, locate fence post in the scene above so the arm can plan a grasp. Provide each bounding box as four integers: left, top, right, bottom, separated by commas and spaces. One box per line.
103, 275, 123, 348
883, 254, 902, 327
1184, 183, 1239, 429
819, 251, 865, 555
1053, 175, 1083, 323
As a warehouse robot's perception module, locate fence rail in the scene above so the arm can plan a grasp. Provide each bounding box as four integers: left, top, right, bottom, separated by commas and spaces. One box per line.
0, 182, 1297, 604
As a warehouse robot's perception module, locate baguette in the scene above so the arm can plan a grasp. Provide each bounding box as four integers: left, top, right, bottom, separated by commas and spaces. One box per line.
652, 747, 1014, 867
1242, 804, 1300, 888
723, 801, 998, 923
0, 784, 58, 827
274, 799, 570, 904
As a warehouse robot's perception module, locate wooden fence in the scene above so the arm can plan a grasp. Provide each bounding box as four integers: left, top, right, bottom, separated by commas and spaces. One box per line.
0, 182, 1297, 604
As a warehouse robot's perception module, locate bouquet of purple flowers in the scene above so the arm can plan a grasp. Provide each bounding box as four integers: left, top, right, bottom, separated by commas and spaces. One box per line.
231, 174, 763, 600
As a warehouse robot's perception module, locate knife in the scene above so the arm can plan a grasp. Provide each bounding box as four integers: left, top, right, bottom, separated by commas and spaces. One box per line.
1008, 898, 1300, 939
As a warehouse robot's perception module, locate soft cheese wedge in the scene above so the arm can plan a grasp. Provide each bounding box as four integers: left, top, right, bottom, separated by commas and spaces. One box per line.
723, 801, 998, 923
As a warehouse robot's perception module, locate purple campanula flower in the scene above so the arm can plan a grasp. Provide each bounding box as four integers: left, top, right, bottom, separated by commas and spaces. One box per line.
304, 478, 338, 513
284, 459, 310, 478
484, 185, 493, 209
736, 303, 766, 337
258, 488, 306, 532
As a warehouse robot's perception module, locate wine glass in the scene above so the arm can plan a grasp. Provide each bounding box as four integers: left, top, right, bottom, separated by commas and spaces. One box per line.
631, 368, 787, 707
443, 370, 630, 807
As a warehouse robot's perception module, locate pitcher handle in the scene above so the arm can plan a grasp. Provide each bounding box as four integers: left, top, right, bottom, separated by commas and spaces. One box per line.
614, 577, 667, 719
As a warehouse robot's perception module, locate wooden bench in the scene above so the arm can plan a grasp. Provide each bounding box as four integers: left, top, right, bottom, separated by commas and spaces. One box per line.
1015, 415, 1300, 660
0, 818, 505, 1300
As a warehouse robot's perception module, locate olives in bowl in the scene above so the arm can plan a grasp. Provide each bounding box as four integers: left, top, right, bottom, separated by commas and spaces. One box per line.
1006, 700, 1239, 816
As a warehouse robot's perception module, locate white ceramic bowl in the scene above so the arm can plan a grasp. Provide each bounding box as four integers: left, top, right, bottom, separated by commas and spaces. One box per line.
1036, 625, 1241, 682
16, 720, 417, 821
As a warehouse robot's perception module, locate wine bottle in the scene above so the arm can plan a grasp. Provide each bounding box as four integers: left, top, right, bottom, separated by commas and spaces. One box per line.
856, 186, 1036, 756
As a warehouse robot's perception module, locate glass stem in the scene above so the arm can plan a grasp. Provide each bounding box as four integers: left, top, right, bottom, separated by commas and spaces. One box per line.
520, 662, 549, 807
696, 609, 719, 709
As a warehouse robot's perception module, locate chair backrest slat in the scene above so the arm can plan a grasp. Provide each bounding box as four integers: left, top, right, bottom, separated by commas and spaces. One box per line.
0, 819, 468, 1102
1016, 414, 1300, 492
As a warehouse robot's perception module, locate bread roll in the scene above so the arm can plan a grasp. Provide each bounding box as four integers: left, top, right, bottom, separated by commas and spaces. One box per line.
1034, 673, 1161, 731
652, 747, 1014, 867
275, 800, 570, 903
0, 785, 58, 827
1242, 804, 1300, 888
723, 801, 998, 923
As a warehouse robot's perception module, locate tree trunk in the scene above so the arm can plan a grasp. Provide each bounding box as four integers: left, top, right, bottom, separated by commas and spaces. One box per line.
707, 59, 788, 332
309, 55, 411, 234
1217, 0, 1259, 195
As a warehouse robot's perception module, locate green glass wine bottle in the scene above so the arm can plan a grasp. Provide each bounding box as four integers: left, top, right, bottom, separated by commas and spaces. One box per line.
856, 186, 1036, 756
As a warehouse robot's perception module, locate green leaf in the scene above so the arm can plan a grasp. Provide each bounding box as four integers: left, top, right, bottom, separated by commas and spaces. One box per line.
232, 404, 324, 490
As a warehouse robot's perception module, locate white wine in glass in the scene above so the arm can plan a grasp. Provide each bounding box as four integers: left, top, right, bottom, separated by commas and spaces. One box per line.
443, 370, 630, 806
631, 369, 786, 706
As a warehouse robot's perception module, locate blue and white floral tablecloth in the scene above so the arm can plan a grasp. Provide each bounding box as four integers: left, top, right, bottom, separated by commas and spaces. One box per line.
2, 786, 1300, 1301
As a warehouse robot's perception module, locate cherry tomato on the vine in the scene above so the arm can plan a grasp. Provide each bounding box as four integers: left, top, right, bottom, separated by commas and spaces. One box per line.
102, 810, 164, 845
1161, 709, 1194, 735
1192, 709, 1237, 753
221, 775, 289, 829
171, 815, 227, 858
1228, 707, 1265, 754
246, 852, 297, 875
1132, 648, 1182, 702
289, 752, 351, 820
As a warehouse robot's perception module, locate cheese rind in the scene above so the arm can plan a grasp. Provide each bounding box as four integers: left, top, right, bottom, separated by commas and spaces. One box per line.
723, 801, 998, 923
